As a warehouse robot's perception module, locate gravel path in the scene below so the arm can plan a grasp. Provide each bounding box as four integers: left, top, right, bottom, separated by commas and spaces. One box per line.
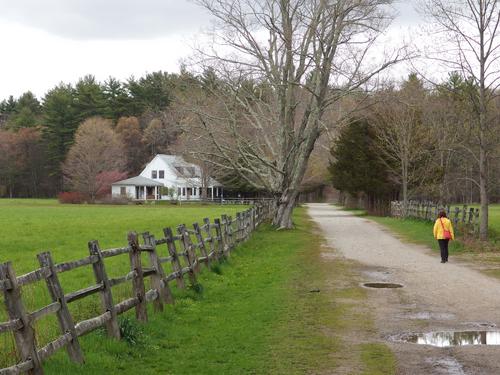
307, 203, 500, 375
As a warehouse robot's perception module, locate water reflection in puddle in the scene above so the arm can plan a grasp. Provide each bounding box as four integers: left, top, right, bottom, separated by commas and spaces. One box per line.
402, 331, 500, 347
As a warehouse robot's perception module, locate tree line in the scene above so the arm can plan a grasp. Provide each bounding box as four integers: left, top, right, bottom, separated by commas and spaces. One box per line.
0, 71, 194, 198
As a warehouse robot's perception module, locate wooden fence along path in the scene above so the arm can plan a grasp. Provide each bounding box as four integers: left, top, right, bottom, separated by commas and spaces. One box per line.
390, 201, 480, 237
0, 202, 275, 374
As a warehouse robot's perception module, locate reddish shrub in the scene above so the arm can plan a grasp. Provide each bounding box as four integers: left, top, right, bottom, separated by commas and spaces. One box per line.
95, 170, 128, 198
57, 191, 84, 204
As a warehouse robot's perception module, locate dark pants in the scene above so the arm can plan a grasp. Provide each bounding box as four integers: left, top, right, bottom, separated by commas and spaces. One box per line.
438, 239, 449, 261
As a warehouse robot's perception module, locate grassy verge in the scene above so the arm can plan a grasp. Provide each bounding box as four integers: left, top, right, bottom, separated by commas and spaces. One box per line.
366, 216, 466, 255
36, 207, 395, 374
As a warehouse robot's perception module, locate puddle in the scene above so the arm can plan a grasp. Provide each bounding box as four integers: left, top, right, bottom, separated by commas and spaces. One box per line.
363, 282, 403, 289
396, 331, 500, 347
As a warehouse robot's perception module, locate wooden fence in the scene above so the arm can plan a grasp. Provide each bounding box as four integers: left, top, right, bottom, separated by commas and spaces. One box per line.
0, 201, 275, 374
390, 201, 480, 236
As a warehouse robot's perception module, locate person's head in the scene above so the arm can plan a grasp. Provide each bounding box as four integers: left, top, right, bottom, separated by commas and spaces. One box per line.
438, 210, 447, 218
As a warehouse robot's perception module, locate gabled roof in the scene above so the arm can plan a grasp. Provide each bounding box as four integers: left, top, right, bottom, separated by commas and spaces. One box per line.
155, 154, 202, 178
112, 176, 163, 187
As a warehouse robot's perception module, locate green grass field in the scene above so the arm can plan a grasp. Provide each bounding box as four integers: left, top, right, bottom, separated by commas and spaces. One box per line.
1, 201, 395, 374
0, 199, 241, 368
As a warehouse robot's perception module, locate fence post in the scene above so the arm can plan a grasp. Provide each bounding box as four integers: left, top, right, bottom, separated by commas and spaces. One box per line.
177, 225, 199, 285
142, 232, 174, 310
453, 206, 460, 234
236, 212, 242, 243
88, 240, 121, 339
220, 215, 230, 255
178, 224, 200, 275
128, 232, 147, 322
202, 218, 216, 261
214, 218, 225, 259
37, 252, 84, 364
226, 216, 234, 250
163, 227, 185, 289
0, 262, 43, 375
474, 209, 480, 237
193, 223, 210, 267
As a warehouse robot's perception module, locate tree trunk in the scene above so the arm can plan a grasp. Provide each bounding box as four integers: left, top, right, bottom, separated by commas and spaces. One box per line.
273, 127, 320, 229
273, 189, 298, 229
402, 157, 408, 217
479, 131, 488, 241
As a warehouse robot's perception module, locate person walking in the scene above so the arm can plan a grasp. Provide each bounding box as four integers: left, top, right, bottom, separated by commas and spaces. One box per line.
433, 210, 455, 263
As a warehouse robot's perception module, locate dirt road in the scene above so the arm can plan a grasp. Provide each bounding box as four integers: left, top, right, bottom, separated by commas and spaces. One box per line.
308, 203, 500, 375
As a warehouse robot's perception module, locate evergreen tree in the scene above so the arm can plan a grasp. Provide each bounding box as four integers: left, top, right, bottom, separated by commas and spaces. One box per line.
329, 119, 394, 212
74, 75, 107, 123
103, 77, 134, 120
42, 83, 79, 183
127, 71, 173, 114
6, 91, 41, 129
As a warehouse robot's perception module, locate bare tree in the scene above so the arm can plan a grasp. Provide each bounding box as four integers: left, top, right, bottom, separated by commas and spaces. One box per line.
371, 77, 435, 215
63, 117, 126, 202
421, 0, 500, 240
186, 0, 406, 228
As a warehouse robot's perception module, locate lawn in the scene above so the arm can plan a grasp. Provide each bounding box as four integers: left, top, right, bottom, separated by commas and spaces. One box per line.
0, 199, 241, 368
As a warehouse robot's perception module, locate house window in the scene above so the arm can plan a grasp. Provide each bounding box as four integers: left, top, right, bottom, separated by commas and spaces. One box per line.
178, 187, 181, 196
182, 188, 186, 196
120, 187, 126, 196
187, 187, 192, 197
159, 170, 164, 179
151, 170, 157, 179
193, 187, 197, 196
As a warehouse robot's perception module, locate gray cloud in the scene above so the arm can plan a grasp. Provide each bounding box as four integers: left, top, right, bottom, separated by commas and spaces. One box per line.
0, 0, 211, 40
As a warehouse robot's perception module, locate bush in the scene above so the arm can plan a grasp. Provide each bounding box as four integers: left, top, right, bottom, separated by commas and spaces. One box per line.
57, 191, 84, 204
118, 316, 143, 346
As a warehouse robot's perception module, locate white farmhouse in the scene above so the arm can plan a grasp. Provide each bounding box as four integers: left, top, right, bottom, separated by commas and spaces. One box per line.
111, 154, 223, 201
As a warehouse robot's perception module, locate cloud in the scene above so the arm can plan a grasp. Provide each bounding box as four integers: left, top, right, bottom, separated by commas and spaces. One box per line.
0, 0, 211, 40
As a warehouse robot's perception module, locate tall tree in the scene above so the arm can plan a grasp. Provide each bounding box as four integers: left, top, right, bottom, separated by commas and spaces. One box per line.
422, 0, 500, 240
74, 75, 107, 123
6, 91, 42, 129
103, 77, 134, 120
42, 83, 79, 186
187, 0, 405, 228
62, 117, 126, 202
371, 75, 435, 214
329, 118, 394, 213
115, 116, 147, 174
127, 71, 173, 114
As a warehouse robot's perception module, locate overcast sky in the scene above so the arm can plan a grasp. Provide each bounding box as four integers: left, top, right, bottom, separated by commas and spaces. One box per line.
0, 0, 421, 100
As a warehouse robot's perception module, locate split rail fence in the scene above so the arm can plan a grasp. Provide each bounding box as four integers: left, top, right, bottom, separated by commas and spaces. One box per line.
0, 201, 275, 374
390, 201, 480, 237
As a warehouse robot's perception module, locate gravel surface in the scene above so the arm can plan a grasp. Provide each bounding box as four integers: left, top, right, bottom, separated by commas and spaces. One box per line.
308, 203, 500, 375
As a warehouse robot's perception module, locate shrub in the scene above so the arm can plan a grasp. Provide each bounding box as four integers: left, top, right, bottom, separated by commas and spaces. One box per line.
118, 316, 143, 346
57, 191, 84, 204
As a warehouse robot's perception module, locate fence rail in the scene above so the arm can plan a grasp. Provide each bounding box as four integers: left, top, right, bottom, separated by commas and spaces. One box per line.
0, 200, 275, 374
390, 200, 480, 237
